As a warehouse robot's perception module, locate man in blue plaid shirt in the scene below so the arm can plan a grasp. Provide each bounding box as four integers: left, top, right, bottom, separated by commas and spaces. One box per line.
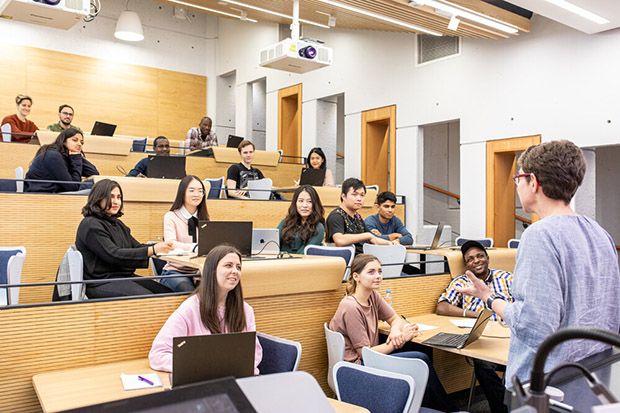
436, 240, 513, 413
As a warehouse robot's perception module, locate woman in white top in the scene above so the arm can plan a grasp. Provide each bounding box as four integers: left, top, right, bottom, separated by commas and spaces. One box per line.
160, 175, 210, 292
306, 147, 334, 187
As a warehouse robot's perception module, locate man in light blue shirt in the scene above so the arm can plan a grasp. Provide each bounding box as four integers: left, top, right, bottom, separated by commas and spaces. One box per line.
364, 191, 413, 245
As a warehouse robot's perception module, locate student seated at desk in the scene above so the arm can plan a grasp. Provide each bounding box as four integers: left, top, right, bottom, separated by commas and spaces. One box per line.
149, 245, 262, 373
160, 175, 209, 292
25, 128, 99, 193
437, 240, 513, 413
306, 147, 334, 187
126, 136, 170, 177
226, 140, 265, 200
75, 179, 174, 298
277, 185, 325, 254
329, 254, 456, 412
46, 104, 82, 133
186, 116, 218, 150
1, 94, 38, 142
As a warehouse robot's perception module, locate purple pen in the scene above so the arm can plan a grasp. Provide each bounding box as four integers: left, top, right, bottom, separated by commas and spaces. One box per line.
138, 375, 154, 385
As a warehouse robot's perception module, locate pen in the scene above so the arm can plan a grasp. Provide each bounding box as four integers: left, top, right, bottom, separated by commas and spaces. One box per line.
138, 375, 154, 385
401, 315, 422, 336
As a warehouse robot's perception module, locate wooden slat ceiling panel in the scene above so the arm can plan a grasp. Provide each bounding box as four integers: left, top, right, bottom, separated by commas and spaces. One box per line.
156, 0, 529, 39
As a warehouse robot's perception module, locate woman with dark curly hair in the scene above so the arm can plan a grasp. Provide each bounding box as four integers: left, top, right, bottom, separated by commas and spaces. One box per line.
277, 185, 325, 254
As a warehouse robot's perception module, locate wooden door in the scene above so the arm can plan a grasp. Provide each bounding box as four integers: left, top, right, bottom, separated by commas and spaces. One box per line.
361, 105, 396, 193
278, 84, 302, 159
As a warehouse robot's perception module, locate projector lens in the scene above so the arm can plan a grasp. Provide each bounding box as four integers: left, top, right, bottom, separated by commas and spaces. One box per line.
299, 46, 317, 59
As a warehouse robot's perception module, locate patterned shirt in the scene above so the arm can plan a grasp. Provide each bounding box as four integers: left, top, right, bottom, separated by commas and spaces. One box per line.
185, 127, 218, 149
326, 207, 369, 255
438, 269, 513, 321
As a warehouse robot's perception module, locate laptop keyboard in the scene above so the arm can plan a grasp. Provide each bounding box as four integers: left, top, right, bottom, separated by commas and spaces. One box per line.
423, 332, 468, 348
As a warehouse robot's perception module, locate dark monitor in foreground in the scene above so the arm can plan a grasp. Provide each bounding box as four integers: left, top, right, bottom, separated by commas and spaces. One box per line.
91, 121, 117, 137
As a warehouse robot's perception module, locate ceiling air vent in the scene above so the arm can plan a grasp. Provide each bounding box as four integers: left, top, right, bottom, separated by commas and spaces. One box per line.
417, 35, 460, 65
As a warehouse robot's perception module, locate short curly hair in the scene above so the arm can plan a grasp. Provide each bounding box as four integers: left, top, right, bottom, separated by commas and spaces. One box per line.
518, 140, 585, 204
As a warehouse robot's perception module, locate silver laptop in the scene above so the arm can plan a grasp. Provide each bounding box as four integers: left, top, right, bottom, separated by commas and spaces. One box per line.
410, 222, 445, 250
251, 229, 280, 255
422, 309, 493, 349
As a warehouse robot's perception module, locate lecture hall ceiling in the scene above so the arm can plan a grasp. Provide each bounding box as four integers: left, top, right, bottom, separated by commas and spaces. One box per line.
156, 0, 531, 39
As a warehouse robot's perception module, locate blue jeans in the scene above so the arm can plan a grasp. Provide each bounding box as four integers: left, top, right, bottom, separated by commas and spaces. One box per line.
159, 270, 196, 292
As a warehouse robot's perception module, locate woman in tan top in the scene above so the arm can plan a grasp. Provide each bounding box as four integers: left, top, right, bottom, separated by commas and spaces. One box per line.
329, 254, 456, 412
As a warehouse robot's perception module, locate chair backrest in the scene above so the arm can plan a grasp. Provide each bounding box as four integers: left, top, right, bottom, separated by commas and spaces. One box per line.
179, 140, 185, 156
455, 237, 494, 248
363, 244, 407, 278
277, 149, 283, 162
256, 332, 302, 374
333, 361, 414, 413
67, 249, 85, 301
0, 247, 26, 305
362, 347, 429, 413
204, 176, 224, 199
366, 184, 379, 193
1, 123, 11, 142
247, 178, 273, 200
304, 245, 355, 282
15, 166, 24, 193
131, 137, 147, 152
508, 238, 520, 249
324, 322, 345, 393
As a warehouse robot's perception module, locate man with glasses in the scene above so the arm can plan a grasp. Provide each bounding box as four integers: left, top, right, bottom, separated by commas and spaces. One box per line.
126, 136, 170, 178
47, 104, 82, 132
436, 240, 513, 413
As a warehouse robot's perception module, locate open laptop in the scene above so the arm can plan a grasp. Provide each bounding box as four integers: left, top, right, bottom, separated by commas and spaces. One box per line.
147, 156, 186, 179
251, 229, 280, 255
298, 168, 326, 186
422, 308, 493, 349
197, 221, 253, 257
409, 222, 445, 250
227, 135, 244, 148
172, 332, 256, 388
90, 121, 117, 136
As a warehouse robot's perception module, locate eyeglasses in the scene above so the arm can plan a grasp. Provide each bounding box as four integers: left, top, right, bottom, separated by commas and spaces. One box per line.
60, 112, 74, 116
513, 173, 531, 186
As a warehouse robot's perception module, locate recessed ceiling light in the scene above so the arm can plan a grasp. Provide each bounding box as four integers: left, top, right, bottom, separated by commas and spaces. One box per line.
542, 0, 609, 25
168, 0, 257, 22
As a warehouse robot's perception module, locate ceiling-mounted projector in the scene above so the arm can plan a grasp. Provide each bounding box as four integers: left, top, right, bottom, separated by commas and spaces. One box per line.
259, 38, 332, 74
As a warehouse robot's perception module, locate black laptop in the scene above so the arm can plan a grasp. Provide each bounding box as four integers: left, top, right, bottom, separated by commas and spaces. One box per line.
171, 332, 256, 388
422, 308, 493, 349
147, 156, 186, 179
197, 221, 253, 257
409, 222, 445, 250
91, 121, 117, 136
227, 135, 244, 148
298, 168, 326, 186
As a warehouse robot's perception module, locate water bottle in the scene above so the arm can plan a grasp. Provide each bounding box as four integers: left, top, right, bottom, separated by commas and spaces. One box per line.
385, 289, 393, 307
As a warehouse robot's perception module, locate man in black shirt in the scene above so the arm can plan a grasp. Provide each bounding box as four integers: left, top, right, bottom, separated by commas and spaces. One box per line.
226, 140, 265, 199
126, 136, 170, 177
326, 177, 393, 255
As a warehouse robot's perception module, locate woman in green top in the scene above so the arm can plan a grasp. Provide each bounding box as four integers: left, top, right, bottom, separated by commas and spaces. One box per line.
277, 185, 325, 254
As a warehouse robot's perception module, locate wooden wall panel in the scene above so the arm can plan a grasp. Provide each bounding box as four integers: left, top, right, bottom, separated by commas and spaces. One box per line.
0, 42, 206, 140
0, 193, 404, 304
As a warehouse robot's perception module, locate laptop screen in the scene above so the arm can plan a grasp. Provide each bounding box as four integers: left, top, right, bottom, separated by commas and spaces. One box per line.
298, 168, 326, 186
198, 221, 253, 256
147, 156, 186, 179
91, 121, 117, 136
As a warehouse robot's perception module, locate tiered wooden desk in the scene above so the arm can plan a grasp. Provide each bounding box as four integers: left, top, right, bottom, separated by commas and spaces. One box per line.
406, 247, 517, 278
31, 359, 368, 413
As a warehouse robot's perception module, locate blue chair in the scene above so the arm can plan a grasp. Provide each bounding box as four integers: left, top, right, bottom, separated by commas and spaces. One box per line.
204, 177, 224, 199
508, 238, 520, 248
304, 245, 355, 282
256, 332, 302, 374
455, 237, 494, 248
131, 137, 147, 152
0, 247, 26, 305
333, 361, 415, 413
148, 241, 167, 277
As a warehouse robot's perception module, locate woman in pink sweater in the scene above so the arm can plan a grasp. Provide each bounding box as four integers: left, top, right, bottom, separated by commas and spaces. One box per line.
149, 245, 262, 373
160, 175, 210, 292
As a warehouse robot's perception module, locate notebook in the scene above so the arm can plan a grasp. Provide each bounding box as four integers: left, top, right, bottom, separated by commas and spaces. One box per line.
147, 156, 186, 179
197, 221, 253, 257
421, 308, 493, 349
298, 168, 326, 186
227, 135, 244, 148
90, 121, 117, 136
171, 332, 256, 388
409, 222, 444, 250
251, 229, 280, 255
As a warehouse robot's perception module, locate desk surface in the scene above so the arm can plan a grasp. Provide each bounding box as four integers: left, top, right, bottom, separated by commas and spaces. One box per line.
32, 359, 367, 413
92, 175, 210, 203
406, 247, 517, 279
164, 254, 346, 299
380, 313, 510, 365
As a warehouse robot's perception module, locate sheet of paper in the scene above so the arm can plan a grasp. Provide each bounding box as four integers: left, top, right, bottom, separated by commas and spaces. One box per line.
120, 373, 163, 390
415, 323, 439, 332
156, 248, 192, 256
450, 318, 476, 328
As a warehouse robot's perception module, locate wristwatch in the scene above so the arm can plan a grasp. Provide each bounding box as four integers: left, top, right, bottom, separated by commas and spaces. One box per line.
486, 293, 504, 309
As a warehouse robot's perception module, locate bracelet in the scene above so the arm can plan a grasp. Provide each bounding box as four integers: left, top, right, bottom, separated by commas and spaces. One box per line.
462, 307, 467, 317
